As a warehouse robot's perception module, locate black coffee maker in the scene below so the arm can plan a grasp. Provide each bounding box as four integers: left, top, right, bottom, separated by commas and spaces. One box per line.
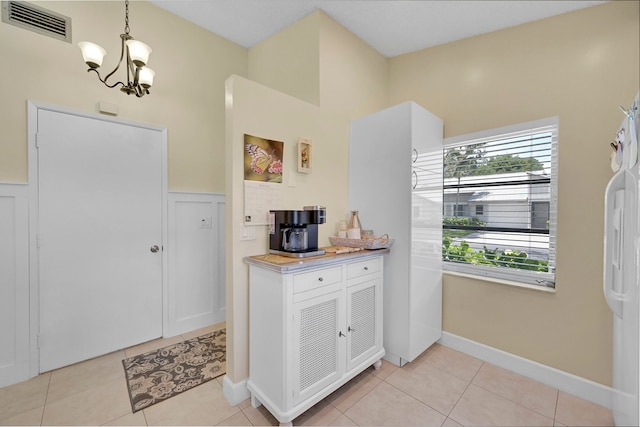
269, 206, 326, 257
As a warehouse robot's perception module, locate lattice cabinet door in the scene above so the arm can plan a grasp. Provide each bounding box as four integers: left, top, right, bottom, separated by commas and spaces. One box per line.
292, 289, 345, 406
346, 279, 381, 372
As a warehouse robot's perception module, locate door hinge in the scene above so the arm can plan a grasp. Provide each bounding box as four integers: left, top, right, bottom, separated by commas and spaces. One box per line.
35, 133, 40, 149
37, 333, 42, 348
36, 234, 41, 248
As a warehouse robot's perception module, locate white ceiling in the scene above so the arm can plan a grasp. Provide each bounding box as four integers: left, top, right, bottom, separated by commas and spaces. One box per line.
148, 0, 607, 58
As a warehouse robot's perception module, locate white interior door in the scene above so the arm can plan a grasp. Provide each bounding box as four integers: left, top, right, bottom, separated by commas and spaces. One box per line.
36, 109, 164, 372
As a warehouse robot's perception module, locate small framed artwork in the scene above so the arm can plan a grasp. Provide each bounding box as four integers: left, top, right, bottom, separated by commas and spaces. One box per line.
298, 138, 312, 173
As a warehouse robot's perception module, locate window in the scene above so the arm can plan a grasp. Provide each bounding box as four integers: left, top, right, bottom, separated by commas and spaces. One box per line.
442, 117, 558, 288
454, 204, 466, 217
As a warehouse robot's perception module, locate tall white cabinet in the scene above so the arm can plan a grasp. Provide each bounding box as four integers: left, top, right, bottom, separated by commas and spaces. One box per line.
246, 252, 385, 425
349, 101, 443, 366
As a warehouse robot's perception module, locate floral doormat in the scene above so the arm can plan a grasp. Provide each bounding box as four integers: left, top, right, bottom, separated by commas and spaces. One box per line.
122, 328, 226, 412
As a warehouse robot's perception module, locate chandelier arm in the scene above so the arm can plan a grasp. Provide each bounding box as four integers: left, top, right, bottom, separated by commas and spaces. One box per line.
128, 53, 149, 97
134, 83, 150, 98
101, 34, 130, 85
127, 51, 136, 87
87, 68, 126, 90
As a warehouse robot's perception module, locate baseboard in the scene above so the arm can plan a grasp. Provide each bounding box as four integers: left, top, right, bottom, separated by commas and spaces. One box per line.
382, 352, 403, 367
164, 309, 226, 338
439, 332, 613, 409
223, 374, 250, 406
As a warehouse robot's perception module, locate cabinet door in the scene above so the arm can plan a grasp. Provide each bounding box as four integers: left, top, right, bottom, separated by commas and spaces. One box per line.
346, 279, 381, 372
292, 289, 344, 405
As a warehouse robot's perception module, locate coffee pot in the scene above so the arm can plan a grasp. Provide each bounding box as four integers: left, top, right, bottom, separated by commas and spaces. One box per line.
269, 206, 326, 258
282, 227, 308, 251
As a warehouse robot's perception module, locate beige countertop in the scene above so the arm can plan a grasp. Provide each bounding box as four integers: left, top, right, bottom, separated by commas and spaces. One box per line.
244, 247, 390, 273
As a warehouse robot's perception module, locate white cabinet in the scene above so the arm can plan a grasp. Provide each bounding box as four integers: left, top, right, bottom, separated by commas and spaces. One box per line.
246, 253, 385, 425
349, 101, 443, 366
346, 260, 382, 371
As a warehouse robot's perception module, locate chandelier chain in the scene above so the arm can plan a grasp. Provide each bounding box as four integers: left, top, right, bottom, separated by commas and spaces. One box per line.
124, 0, 130, 35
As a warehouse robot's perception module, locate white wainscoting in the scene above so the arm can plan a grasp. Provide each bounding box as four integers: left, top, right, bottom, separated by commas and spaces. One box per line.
0, 183, 30, 388
166, 192, 226, 337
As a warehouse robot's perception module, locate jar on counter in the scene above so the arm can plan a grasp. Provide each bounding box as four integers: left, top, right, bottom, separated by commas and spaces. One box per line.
347, 210, 362, 239
337, 220, 348, 238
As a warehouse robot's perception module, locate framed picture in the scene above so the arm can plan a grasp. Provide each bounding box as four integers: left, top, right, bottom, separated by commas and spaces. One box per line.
298, 138, 312, 173
244, 134, 284, 183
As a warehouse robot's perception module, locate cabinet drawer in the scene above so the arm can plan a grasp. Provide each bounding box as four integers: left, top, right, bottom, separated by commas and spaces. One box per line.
293, 266, 342, 294
347, 257, 381, 280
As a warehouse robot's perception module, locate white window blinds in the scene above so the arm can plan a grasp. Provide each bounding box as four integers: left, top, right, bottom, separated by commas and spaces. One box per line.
442, 117, 558, 287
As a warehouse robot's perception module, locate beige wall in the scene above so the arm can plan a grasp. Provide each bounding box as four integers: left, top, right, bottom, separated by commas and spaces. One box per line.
247, 10, 389, 120
388, 0, 640, 386
0, 1, 247, 192
225, 13, 389, 384
248, 11, 320, 106
318, 11, 389, 120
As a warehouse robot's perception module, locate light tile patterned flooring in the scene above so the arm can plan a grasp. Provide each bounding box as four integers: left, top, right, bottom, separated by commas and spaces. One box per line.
0, 322, 613, 426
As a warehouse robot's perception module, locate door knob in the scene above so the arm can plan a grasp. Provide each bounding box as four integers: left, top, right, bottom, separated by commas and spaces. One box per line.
150, 245, 160, 253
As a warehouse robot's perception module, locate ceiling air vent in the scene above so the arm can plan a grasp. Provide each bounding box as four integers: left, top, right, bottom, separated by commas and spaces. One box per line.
1, 1, 71, 43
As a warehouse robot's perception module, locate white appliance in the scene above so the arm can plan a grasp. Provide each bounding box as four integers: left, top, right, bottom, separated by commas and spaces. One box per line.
349, 102, 443, 365
603, 91, 639, 427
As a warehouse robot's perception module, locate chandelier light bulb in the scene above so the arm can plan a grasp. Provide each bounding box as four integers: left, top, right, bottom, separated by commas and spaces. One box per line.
138, 67, 155, 89
126, 39, 152, 67
78, 41, 106, 69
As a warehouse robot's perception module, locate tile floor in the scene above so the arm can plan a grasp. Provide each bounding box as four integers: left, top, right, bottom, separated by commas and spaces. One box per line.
0, 322, 614, 426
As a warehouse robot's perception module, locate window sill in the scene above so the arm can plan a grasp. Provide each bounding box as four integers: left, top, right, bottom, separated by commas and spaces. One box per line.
443, 270, 556, 294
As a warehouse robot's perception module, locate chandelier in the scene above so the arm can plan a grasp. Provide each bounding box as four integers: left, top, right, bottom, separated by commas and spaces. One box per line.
78, 0, 154, 98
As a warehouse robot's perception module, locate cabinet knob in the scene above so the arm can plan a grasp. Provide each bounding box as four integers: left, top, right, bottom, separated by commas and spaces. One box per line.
339, 331, 346, 337
364, 266, 369, 271
348, 326, 355, 332
318, 277, 324, 282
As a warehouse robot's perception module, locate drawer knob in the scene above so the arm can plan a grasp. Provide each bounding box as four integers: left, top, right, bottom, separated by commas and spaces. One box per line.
364, 266, 369, 271
318, 277, 324, 282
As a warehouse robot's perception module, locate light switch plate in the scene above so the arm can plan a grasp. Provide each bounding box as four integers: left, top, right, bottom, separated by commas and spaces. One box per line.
240, 222, 256, 240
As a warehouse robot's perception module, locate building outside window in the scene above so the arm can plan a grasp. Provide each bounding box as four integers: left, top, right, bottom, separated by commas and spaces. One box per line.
454, 204, 466, 217
442, 117, 558, 288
